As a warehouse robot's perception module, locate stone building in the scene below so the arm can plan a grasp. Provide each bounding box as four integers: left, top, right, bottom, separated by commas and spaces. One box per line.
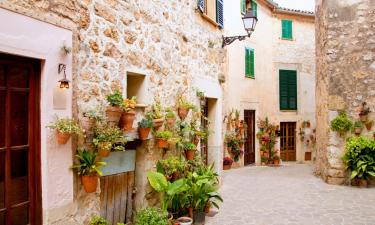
223, 0, 315, 166
315, 0, 375, 185
0, 0, 225, 224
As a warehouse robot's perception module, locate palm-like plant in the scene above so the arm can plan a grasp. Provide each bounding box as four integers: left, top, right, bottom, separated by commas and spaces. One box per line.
71, 149, 106, 176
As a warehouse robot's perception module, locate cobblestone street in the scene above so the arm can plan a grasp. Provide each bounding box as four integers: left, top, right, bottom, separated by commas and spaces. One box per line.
206, 164, 375, 225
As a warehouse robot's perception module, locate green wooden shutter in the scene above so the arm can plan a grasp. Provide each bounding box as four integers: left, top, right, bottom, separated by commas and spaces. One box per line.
282, 20, 292, 39
216, 0, 224, 28
252, 1, 257, 18
250, 49, 254, 78
241, 0, 246, 14
288, 20, 293, 39
279, 70, 297, 110
245, 48, 250, 77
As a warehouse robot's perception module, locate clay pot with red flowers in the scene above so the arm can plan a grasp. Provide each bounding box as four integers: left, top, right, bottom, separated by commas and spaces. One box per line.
184, 142, 196, 160
47, 118, 81, 145
138, 118, 152, 140
71, 149, 106, 193
155, 130, 172, 149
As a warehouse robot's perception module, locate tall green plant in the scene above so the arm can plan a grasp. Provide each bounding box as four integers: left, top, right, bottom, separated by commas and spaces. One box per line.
71, 149, 106, 176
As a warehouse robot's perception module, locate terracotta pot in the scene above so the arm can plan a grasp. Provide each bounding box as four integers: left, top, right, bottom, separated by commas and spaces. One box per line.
120, 111, 136, 132
223, 164, 232, 170
274, 159, 280, 165
354, 127, 362, 135
166, 117, 176, 127
81, 175, 98, 193
193, 136, 200, 146
81, 117, 95, 133
178, 107, 189, 120
106, 106, 123, 124
56, 131, 71, 145
365, 122, 373, 131
153, 118, 164, 129
204, 202, 211, 214
138, 127, 151, 140
97, 142, 111, 157
188, 208, 193, 218
156, 138, 168, 148
360, 114, 368, 122
227, 146, 232, 154
185, 149, 195, 160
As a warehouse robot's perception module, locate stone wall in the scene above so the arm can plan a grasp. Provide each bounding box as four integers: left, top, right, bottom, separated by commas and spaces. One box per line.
315, 0, 375, 184
0, 0, 225, 224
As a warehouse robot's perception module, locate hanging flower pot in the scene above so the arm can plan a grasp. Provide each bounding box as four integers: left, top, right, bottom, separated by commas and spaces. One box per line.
365, 120, 373, 131
56, 131, 71, 145
97, 142, 112, 157
81, 117, 96, 134
178, 107, 189, 120
153, 118, 164, 129
156, 139, 168, 148
359, 114, 368, 122
106, 106, 123, 125
138, 127, 151, 140
193, 136, 200, 146
166, 117, 176, 127
81, 175, 98, 193
120, 110, 136, 132
185, 149, 195, 160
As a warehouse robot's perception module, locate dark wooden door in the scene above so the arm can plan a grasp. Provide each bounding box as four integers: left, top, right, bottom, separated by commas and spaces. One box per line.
0, 53, 41, 225
280, 122, 296, 161
244, 110, 255, 165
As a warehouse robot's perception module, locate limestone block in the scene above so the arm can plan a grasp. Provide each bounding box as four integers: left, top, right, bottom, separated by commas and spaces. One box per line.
94, 4, 116, 23
328, 96, 346, 110
327, 168, 346, 178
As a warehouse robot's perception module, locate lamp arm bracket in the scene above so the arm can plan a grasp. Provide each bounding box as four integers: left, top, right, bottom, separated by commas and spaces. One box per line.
222, 33, 252, 48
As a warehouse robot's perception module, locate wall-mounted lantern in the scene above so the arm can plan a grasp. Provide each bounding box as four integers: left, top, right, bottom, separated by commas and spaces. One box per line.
222, 11, 258, 47
58, 64, 70, 89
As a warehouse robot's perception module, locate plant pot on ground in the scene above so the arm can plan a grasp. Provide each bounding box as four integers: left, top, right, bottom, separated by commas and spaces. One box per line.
120, 96, 137, 132
177, 217, 193, 225
138, 118, 153, 140
351, 178, 368, 188
155, 130, 172, 148
223, 156, 233, 170
204, 202, 211, 214
359, 102, 370, 122
165, 108, 176, 128
106, 90, 124, 125
273, 155, 281, 165
184, 142, 196, 160
71, 149, 105, 193
46, 118, 82, 145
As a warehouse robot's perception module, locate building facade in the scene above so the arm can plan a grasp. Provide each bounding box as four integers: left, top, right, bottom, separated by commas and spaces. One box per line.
223, 0, 315, 166
0, 0, 225, 224
315, 0, 375, 185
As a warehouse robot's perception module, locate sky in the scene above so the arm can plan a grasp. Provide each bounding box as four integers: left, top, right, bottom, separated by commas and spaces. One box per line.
273, 0, 315, 12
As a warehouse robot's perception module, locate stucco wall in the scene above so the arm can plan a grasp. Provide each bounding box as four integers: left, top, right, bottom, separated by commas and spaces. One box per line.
223, 0, 315, 165
315, 0, 375, 185
0, 0, 225, 224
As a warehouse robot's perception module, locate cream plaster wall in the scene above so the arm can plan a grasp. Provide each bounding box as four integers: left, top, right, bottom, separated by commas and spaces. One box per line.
0, 8, 74, 223
223, 0, 315, 165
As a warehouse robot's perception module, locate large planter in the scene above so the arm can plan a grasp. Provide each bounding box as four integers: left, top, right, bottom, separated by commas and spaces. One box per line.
106, 106, 123, 125
178, 107, 189, 120
223, 164, 232, 170
185, 149, 195, 160
177, 217, 193, 225
156, 138, 168, 148
81, 175, 98, 193
120, 111, 136, 132
153, 118, 164, 129
193, 211, 205, 225
97, 142, 111, 157
56, 131, 71, 145
138, 127, 151, 140
81, 117, 95, 133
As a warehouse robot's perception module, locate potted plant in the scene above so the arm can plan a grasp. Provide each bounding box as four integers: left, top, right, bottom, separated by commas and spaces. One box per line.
155, 130, 172, 148
342, 136, 375, 187
134, 207, 169, 225
359, 102, 370, 122
177, 96, 195, 120
93, 125, 126, 157
47, 118, 82, 145
330, 112, 353, 136
151, 98, 164, 129
184, 142, 196, 161
138, 118, 153, 140
177, 217, 193, 225
81, 109, 103, 133
261, 156, 268, 166
353, 121, 364, 135
273, 155, 280, 165
120, 96, 137, 132
157, 156, 187, 181
223, 157, 233, 170
106, 90, 124, 125
71, 149, 106, 193
165, 107, 176, 128
365, 120, 373, 131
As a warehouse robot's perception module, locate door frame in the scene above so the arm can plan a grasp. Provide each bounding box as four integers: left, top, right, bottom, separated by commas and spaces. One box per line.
0, 53, 42, 225
244, 110, 255, 165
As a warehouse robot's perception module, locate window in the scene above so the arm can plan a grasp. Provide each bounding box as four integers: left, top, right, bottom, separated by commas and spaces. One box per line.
282, 19, 293, 40
245, 48, 255, 78
279, 70, 297, 110
241, 0, 257, 17
198, 0, 224, 28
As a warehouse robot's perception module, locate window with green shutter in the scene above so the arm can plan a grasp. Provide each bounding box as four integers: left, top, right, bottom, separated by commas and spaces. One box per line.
281, 19, 293, 40
245, 48, 255, 78
279, 70, 297, 110
251, 1, 257, 17
241, 0, 246, 14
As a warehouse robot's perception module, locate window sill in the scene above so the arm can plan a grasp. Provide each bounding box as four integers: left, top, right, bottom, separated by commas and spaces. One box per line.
280, 37, 294, 41
200, 13, 219, 28
245, 75, 255, 79
280, 109, 297, 112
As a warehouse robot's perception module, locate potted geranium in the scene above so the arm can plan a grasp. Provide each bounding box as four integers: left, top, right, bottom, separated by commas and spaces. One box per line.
106, 90, 124, 125
223, 157, 233, 170
47, 118, 82, 145
120, 96, 137, 132
155, 130, 172, 148
177, 96, 195, 120
353, 121, 364, 135
71, 149, 106, 193
184, 142, 196, 160
81, 108, 103, 133
138, 118, 153, 140
93, 125, 126, 157
165, 107, 176, 128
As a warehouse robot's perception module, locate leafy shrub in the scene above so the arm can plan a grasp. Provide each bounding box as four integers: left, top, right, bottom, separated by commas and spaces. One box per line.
83, 109, 104, 121
342, 136, 375, 180
71, 149, 106, 176
93, 126, 125, 147
106, 90, 124, 107
46, 118, 81, 134
155, 130, 172, 140
134, 207, 169, 225
330, 113, 353, 135
183, 142, 196, 151
157, 156, 187, 178
90, 215, 107, 225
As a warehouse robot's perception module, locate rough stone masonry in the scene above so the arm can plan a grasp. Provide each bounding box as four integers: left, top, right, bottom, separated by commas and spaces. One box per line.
315, 0, 375, 185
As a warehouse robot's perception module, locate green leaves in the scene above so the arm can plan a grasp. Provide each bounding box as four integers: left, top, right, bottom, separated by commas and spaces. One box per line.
147, 171, 168, 192
330, 112, 353, 135
106, 90, 124, 107
71, 149, 106, 176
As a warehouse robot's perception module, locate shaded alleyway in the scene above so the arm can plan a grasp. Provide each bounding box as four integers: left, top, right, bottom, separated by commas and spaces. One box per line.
206, 164, 375, 225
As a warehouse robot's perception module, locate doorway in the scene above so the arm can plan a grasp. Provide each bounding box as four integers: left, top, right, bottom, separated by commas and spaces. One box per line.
280, 122, 296, 161
244, 110, 255, 165
0, 53, 41, 225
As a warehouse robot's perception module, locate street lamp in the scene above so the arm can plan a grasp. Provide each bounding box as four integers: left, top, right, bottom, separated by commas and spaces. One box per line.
222, 11, 258, 47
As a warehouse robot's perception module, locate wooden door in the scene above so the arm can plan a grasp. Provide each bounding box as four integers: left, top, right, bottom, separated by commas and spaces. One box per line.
280, 122, 296, 161
0, 53, 41, 225
244, 110, 255, 165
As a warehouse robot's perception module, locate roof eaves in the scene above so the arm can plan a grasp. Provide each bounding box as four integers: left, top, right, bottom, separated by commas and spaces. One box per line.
274, 7, 315, 17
